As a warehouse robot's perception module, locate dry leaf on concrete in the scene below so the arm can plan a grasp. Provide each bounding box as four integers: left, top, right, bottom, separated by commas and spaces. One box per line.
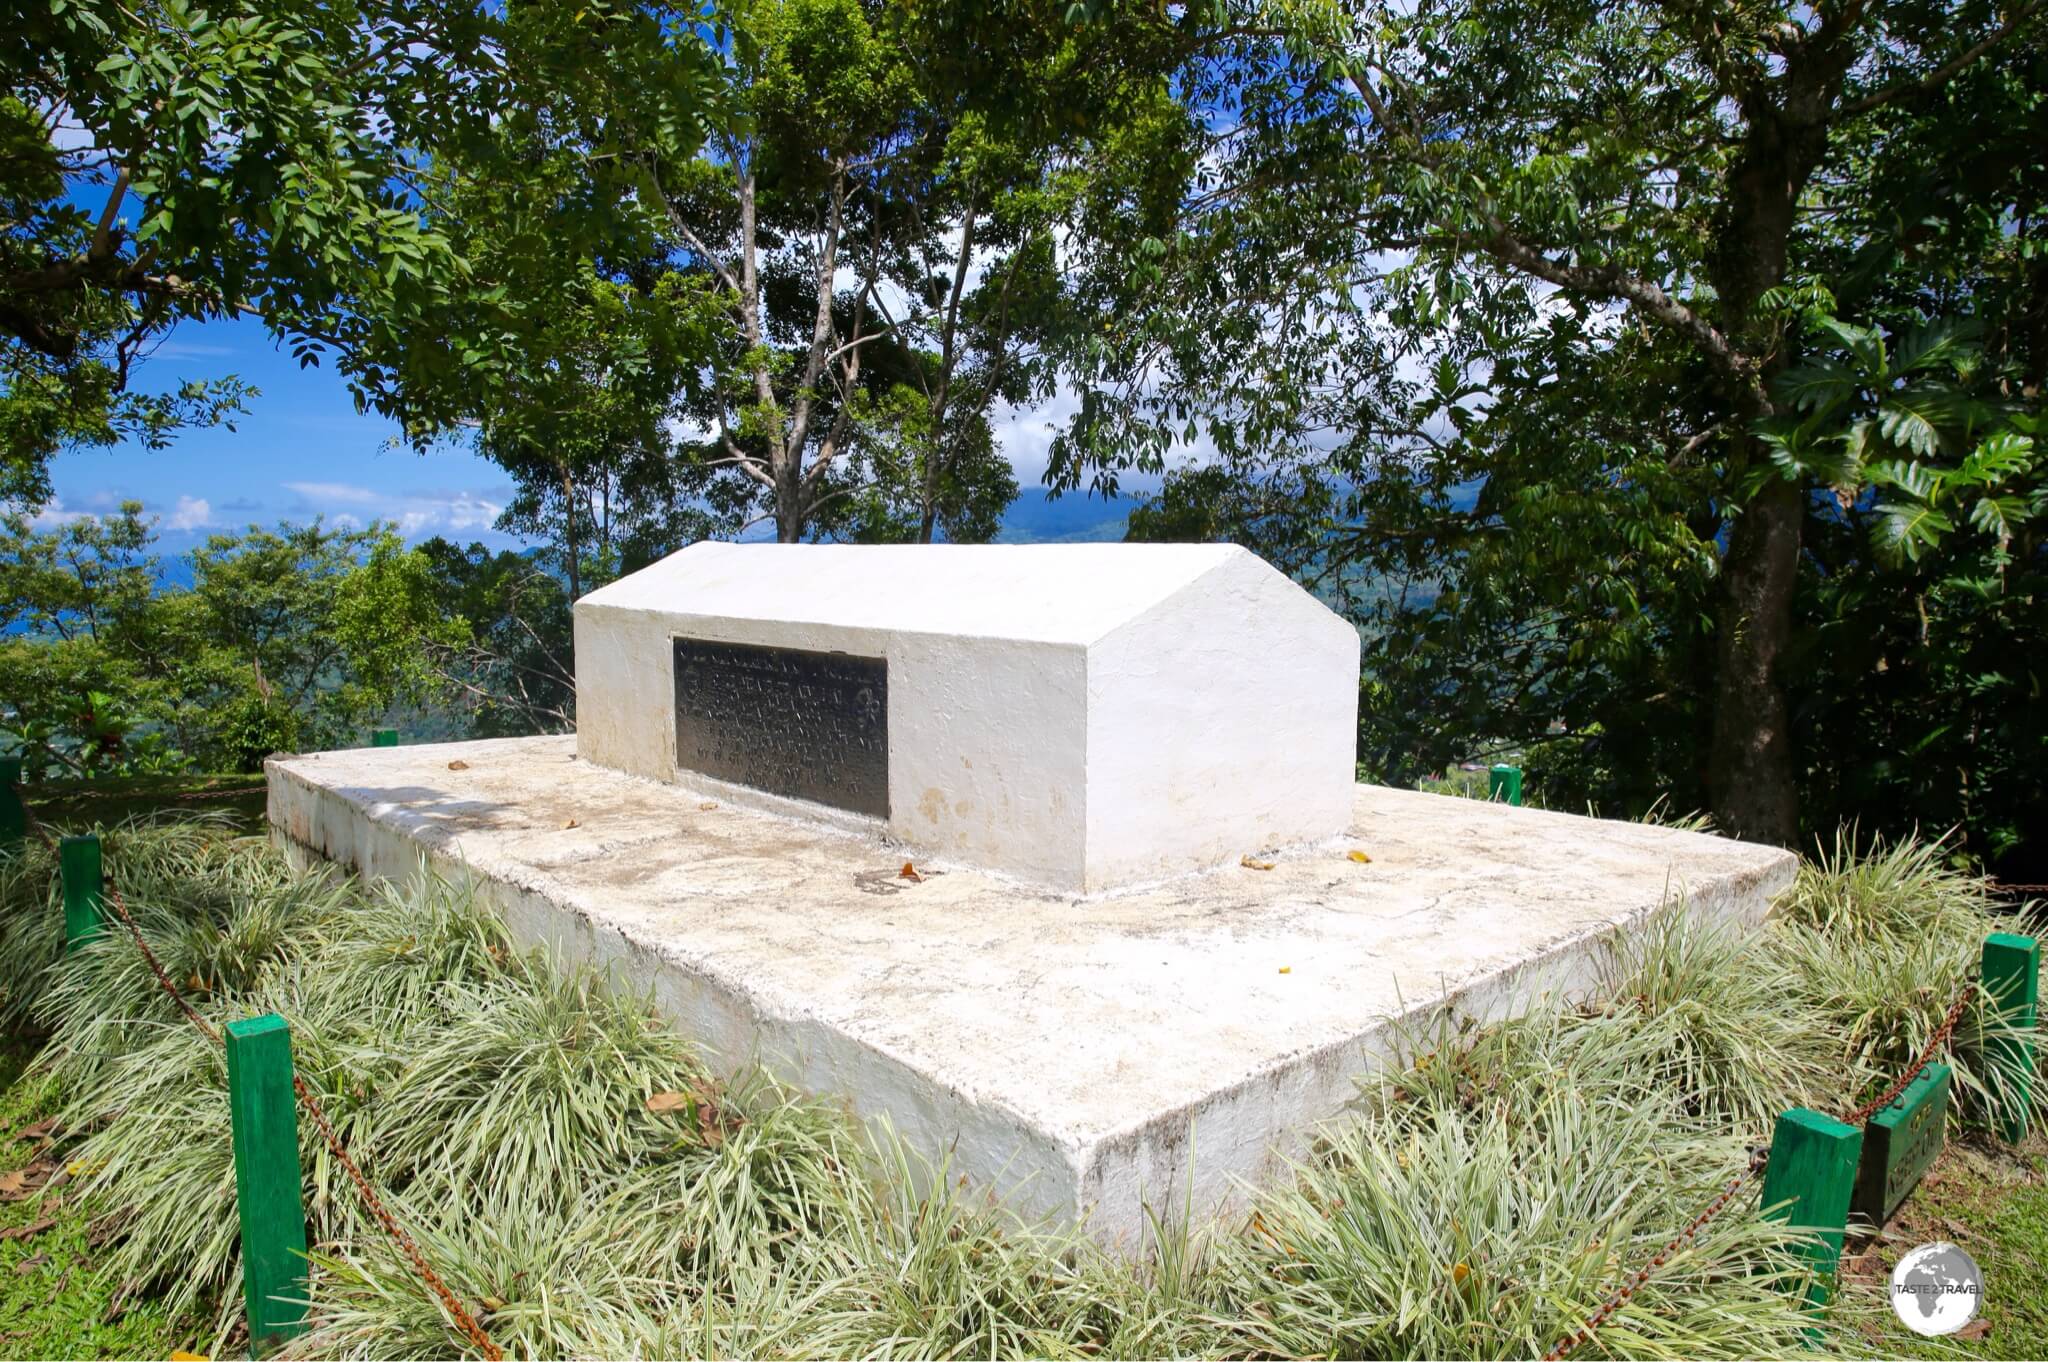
898, 861, 924, 882
699, 801, 717, 811
1347, 850, 1372, 863
447, 760, 470, 771
560, 818, 580, 830
1240, 855, 1276, 871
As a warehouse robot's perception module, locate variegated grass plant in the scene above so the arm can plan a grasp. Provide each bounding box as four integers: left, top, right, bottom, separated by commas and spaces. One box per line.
2, 814, 2038, 1358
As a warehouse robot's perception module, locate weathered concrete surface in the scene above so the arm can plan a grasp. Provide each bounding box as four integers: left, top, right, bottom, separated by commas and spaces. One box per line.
268, 736, 1795, 1247
575, 542, 1360, 892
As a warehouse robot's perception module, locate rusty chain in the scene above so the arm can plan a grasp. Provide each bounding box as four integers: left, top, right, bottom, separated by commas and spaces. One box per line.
1843, 987, 1975, 1127
1542, 1151, 1768, 1362
1545, 973, 1980, 1362
289, 1070, 503, 1360
8, 783, 502, 1361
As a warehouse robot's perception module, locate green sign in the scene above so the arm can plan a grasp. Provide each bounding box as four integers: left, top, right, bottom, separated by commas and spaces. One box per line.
1852, 1061, 1950, 1226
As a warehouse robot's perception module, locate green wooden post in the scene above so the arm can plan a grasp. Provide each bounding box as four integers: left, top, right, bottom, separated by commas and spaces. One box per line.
1487, 764, 1524, 806
59, 834, 104, 952
226, 1014, 310, 1354
0, 756, 23, 849
1760, 1107, 1863, 1310
1983, 932, 2040, 1143
371, 727, 399, 748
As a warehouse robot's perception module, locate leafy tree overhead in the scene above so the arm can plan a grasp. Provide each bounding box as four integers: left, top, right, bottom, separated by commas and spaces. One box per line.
0, 0, 517, 507
384, 0, 1181, 548
1055, 0, 2047, 860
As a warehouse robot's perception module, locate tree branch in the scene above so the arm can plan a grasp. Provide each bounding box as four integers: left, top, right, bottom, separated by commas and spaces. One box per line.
1477, 212, 1764, 406
1838, 0, 2045, 118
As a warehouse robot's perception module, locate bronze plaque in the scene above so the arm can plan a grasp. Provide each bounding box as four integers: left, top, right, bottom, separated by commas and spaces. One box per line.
673, 638, 889, 817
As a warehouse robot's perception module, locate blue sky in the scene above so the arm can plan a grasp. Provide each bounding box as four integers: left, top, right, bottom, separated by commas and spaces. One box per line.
34, 310, 1102, 553
35, 312, 523, 552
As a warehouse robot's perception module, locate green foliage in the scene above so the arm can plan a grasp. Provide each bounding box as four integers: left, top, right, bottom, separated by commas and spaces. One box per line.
7, 813, 2039, 1358
1, 509, 467, 774
1775, 830, 2041, 1133
1057, 0, 2048, 865
372, 0, 1163, 546
0, 1040, 192, 1358
412, 538, 575, 736
0, 0, 519, 504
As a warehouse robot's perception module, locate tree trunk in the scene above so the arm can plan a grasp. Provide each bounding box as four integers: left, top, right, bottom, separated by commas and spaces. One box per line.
1699, 88, 1830, 846
559, 465, 581, 601
774, 465, 804, 543
1707, 467, 1802, 844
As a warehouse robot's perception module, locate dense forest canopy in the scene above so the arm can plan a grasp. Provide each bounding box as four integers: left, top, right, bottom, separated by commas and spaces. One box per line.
3, 0, 2044, 874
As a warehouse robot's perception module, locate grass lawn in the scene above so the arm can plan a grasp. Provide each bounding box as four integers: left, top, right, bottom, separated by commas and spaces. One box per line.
1839, 1131, 2048, 1358
0, 1035, 195, 1360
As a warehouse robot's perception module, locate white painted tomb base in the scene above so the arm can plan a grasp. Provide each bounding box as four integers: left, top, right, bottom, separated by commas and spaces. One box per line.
268, 735, 1795, 1247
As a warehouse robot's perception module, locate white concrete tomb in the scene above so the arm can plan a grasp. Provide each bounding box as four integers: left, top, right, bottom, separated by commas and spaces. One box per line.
573, 542, 1361, 893
267, 539, 1798, 1248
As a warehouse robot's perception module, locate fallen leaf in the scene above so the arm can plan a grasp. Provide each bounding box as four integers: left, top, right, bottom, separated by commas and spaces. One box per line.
65, 1158, 105, 1178
699, 801, 717, 811
1240, 855, 1275, 871
646, 1091, 693, 1115
0, 1217, 54, 1242
447, 760, 470, 771
1451, 1261, 1470, 1285
14, 1119, 56, 1142
1956, 1320, 1992, 1342
0, 1161, 55, 1202
479, 1296, 507, 1312
1347, 850, 1372, 864
13, 1253, 46, 1275
560, 817, 580, 830
169, 1352, 210, 1361
1277, 966, 1292, 975
898, 861, 923, 882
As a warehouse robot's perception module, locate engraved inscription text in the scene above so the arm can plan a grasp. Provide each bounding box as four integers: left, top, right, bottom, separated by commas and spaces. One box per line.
673, 638, 889, 818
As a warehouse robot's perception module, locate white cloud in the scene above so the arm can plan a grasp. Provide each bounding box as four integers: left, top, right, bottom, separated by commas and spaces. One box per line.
284, 480, 382, 505
283, 481, 509, 538
990, 388, 1079, 485
22, 497, 92, 530
162, 495, 213, 531
151, 341, 241, 360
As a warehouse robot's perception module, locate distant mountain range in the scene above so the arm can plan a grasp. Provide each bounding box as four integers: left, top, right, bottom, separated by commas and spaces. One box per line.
993, 488, 1135, 543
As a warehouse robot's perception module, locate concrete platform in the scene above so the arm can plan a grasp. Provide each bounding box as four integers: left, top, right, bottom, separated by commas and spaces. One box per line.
267, 736, 1796, 1246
